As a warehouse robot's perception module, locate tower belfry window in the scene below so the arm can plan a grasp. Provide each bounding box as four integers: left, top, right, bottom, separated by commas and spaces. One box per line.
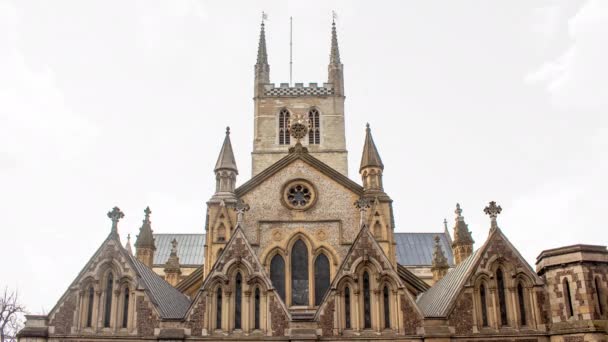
308, 108, 320, 144
279, 109, 291, 145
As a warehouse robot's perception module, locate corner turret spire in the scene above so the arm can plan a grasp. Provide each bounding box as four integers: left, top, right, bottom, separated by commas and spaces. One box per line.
135, 206, 156, 267
254, 15, 270, 97
330, 20, 341, 65
359, 124, 385, 193
125, 233, 133, 255
451, 203, 474, 265
256, 19, 268, 65
212, 127, 238, 201
431, 235, 449, 282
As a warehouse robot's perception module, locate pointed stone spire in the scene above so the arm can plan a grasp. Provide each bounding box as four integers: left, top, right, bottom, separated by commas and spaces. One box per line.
212, 127, 238, 201
359, 124, 385, 193
327, 18, 344, 95
125, 233, 133, 255
254, 18, 270, 96
431, 235, 449, 282
451, 203, 474, 265
164, 238, 182, 286
135, 206, 156, 267
214, 127, 238, 173
484, 201, 502, 232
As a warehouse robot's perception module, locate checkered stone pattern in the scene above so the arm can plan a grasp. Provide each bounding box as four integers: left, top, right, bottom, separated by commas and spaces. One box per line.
265, 86, 334, 97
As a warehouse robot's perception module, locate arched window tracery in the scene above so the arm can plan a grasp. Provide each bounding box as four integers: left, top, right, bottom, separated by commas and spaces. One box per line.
291, 240, 309, 305
517, 282, 527, 326
344, 286, 351, 329
270, 254, 286, 302
383, 285, 390, 329
279, 109, 291, 145
235, 273, 242, 329
479, 283, 489, 327
122, 287, 129, 328
103, 273, 113, 328
86, 286, 94, 328
254, 287, 261, 330
308, 108, 320, 144
216, 288, 223, 330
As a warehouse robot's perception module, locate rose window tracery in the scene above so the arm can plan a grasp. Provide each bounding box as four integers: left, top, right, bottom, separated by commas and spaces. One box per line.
282, 179, 317, 210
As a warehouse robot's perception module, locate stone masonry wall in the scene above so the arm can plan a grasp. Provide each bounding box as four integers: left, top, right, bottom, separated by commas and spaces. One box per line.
49, 293, 76, 335
136, 296, 159, 337
449, 292, 474, 335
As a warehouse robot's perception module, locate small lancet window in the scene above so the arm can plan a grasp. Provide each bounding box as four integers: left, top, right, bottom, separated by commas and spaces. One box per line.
235, 273, 242, 329
291, 240, 309, 306
103, 273, 113, 328
216, 288, 223, 330
496, 268, 508, 326
122, 287, 129, 328
308, 108, 320, 144
596, 277, 604, 316
344, 286, 351, 329
254, 287, 261, 330
314, 253, 330, 306
517, 282, 526, 326
270, 254, 286, 302
279, 109, 291, 145
383, 286, 390, 329
86, 286, 94, 328
363, 272, 371, 329
564, 278, 574, 318
480, 283, 489, 327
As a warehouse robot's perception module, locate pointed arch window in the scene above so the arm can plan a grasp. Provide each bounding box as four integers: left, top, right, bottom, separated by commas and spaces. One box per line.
563, 278, 574, 318
291, 240, 309, 305
217, 223, 226, 242
216, 288, 223, 330
363, 271, 371, 329
314, 253, 330, 306
122, 287, 129, 328
596, 277, 604, 316
383, 286, 390, 329
308, 108, 320, 144
103, 273, 113, 328
517, 282, 526, 326
235, 273, 242, 329
254, 287, 261, 330
496, 268, 508, 326
270, 254, 286, 302
344, 286, 351, 329
279, 109, 291, 145
480, 283, 489, 327
86, 286, 94, 328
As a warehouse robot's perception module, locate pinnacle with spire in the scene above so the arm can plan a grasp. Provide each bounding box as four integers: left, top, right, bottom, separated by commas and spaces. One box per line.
256, 20, 268, 66
330, 20, 341, 65
360, 123, 384, 172
135, 206, 155, 249
431, 235, 449, 281
451, 203, 474, 265
214, 127, 238, 174
125, 234, 133, 255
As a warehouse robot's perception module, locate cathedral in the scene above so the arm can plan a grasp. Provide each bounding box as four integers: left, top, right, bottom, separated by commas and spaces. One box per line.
19, 20, 608, 342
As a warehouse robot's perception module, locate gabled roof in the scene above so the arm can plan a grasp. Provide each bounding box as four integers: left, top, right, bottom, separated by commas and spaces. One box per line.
395, 232, 454, 267
416, 226, 543, 317
129, 255, 191, 319
153, 234, 205, 267
236, 149, 363, 197
397, 264, 430, 295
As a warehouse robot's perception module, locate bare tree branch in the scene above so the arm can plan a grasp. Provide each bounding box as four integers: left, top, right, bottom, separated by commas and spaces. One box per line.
0, 287, 27, 342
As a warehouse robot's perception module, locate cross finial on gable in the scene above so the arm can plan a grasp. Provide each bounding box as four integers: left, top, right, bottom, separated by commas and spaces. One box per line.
107, 206, 125, 234
484, 201, 502, 231
232, 199, 250, 225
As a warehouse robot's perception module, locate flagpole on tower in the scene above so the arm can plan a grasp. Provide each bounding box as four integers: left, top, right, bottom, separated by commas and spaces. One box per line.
289, 16, 293, 86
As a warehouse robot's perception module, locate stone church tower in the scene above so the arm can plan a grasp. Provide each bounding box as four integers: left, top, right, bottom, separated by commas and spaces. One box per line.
251, 21, 348, 176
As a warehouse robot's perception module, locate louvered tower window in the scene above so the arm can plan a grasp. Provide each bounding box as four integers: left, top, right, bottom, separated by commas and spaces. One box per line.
278, 109, 290, 145
308, 108, 320, 144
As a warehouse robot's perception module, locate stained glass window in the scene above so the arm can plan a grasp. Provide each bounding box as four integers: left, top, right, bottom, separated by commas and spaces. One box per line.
254, 287, 261, 330
103, 273, 113, 328
496, 268, 508, 326
291, 240, 309, 305
122, 287, 129, 328
517, 282, 526, 326
480, 284, 488, 327
344, 287, 351, 329
235, 273, 242, 329
216, 288, 222, 330
383, 286, 390, 329
314, 254, 330, 305
270, 254, 286, 302
363, 272, 371, 329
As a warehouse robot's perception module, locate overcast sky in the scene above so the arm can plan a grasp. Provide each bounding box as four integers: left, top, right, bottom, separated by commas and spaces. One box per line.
1, 0, 606, 314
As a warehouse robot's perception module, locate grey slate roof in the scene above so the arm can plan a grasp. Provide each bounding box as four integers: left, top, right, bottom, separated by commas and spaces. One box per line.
395, 232, 454, 267
130, 255, 192, 319
153, 234, 205, 267
416, 249, 481, 317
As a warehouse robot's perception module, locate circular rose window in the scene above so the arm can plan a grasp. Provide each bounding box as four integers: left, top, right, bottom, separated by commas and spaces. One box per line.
282, 179, 317, 210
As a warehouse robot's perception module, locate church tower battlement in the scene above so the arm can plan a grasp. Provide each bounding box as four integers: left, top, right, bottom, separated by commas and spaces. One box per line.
252, 19, 348, 176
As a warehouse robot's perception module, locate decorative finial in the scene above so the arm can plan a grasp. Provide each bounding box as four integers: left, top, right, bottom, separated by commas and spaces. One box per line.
434, 235, 440, 244
171, 238, 178, 255
226, 126, 230, 135
455, 203, 464, 222
232, 199, 250, 225
262, 11, 268, 24
107, 206, 125, 233
443, 218, 448, 230
366, 122, 370, 130
125, 234, 133, 255
332, 10, 338, 24
484, 201, 502, 230
143, 206, 152, 223
354, 198, 372, 227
